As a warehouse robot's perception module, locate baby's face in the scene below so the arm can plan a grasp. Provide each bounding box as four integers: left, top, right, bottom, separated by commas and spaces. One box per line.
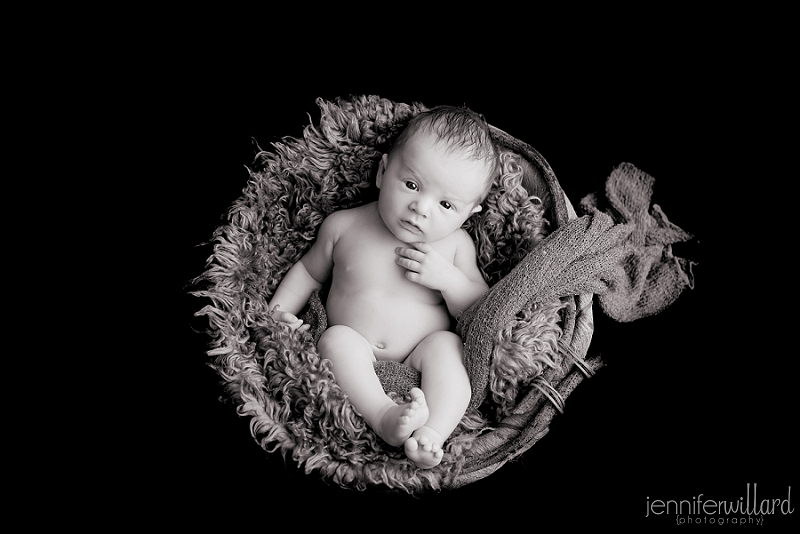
376, 130, 489, 244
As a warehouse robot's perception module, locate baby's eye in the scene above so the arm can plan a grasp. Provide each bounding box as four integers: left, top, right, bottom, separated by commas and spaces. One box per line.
405, 181, 418, 191
440, 201, 453, 210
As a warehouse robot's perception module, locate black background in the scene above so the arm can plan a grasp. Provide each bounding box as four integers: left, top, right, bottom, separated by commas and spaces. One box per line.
162, 63, 794, 528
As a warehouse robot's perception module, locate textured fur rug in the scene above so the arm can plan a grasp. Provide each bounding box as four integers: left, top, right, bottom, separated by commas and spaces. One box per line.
193, 95, 580, 491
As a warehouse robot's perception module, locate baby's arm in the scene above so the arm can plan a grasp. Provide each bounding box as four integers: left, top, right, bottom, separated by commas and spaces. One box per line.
395, 230, 488, 318
443, 230, 489, 317
268, 261, 322, 328
268, 212, 340, 327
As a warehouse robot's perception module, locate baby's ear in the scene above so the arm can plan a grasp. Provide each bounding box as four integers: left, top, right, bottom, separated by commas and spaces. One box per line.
375, 154, 388, 188
470, 204, 483, 214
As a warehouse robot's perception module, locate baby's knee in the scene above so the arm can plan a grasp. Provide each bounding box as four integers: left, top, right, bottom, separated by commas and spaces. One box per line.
317, 325, 372, 361
317, 325, 356, 353
408, 330, 464, 368
424, 330, 463, 354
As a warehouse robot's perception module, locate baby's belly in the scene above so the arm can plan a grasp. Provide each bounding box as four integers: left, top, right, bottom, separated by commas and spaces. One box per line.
326, 290, 452, 362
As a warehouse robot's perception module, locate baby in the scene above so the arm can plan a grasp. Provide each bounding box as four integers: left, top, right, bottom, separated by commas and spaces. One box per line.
267, 106, 498, 468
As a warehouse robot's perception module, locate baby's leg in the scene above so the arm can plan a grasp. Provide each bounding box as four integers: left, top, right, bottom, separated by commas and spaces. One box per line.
403, 331, 471, 469
317, 325, 429, 447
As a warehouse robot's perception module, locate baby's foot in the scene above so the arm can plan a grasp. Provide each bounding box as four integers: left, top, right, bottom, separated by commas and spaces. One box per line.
375, 388, 429, 447
404, 425, 444, 469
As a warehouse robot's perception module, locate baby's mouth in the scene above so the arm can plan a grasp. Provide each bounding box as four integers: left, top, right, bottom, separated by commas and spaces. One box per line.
400, 219, 422, 234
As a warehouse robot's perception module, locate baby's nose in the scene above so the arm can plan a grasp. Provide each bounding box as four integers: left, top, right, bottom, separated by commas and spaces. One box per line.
410, 200, 429, 217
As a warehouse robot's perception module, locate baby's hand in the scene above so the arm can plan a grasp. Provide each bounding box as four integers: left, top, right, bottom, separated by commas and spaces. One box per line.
270, 306, 310, 332
395, 242, 458, 292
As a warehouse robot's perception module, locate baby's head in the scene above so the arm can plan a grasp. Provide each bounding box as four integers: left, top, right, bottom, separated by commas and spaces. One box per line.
389, 106, 500, 190
376, 106, 500, 243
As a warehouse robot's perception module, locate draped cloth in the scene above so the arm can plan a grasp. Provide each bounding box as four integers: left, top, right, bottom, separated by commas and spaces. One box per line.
458, 162, 695, 409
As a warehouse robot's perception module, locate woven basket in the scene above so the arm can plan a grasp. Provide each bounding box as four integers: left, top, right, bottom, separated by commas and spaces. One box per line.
193, 95, 600, 491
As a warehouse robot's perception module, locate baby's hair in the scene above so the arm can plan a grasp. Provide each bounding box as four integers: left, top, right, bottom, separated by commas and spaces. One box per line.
389, 105, 501, 190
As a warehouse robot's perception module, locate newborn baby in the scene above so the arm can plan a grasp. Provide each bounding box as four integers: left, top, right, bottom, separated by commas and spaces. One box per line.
268, 106, 497, 468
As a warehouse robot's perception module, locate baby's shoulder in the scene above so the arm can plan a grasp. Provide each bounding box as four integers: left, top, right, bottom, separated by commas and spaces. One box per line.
452, 227, 477, 249
319, 203, 372, 238
430, 227, 475, 260
449, 227, 478, 258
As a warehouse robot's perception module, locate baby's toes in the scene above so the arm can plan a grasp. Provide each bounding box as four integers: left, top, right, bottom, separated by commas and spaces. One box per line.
403, 431, 444, 470
409, 387, 427, 407
417, 436, 434, 451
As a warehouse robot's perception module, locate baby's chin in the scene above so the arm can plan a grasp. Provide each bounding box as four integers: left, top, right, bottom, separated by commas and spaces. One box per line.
391, 227, 429, 244
395, 232, 435, 245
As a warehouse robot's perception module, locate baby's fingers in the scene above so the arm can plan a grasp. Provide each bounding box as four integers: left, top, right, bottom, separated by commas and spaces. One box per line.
271, 309, 304, 327
395, 247, 424, 262
395, 255, 420, 272
283, 312, 301, 324
282, 316, 308, 332
273, 310, 297, 323
279, 312, 309, 332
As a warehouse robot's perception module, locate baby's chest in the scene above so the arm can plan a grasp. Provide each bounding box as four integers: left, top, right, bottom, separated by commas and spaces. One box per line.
333, 231, 407, 284
333, 228, 454, 286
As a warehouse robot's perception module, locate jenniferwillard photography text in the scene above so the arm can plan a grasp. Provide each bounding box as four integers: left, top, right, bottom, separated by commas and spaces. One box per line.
645, 484, 793, 526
